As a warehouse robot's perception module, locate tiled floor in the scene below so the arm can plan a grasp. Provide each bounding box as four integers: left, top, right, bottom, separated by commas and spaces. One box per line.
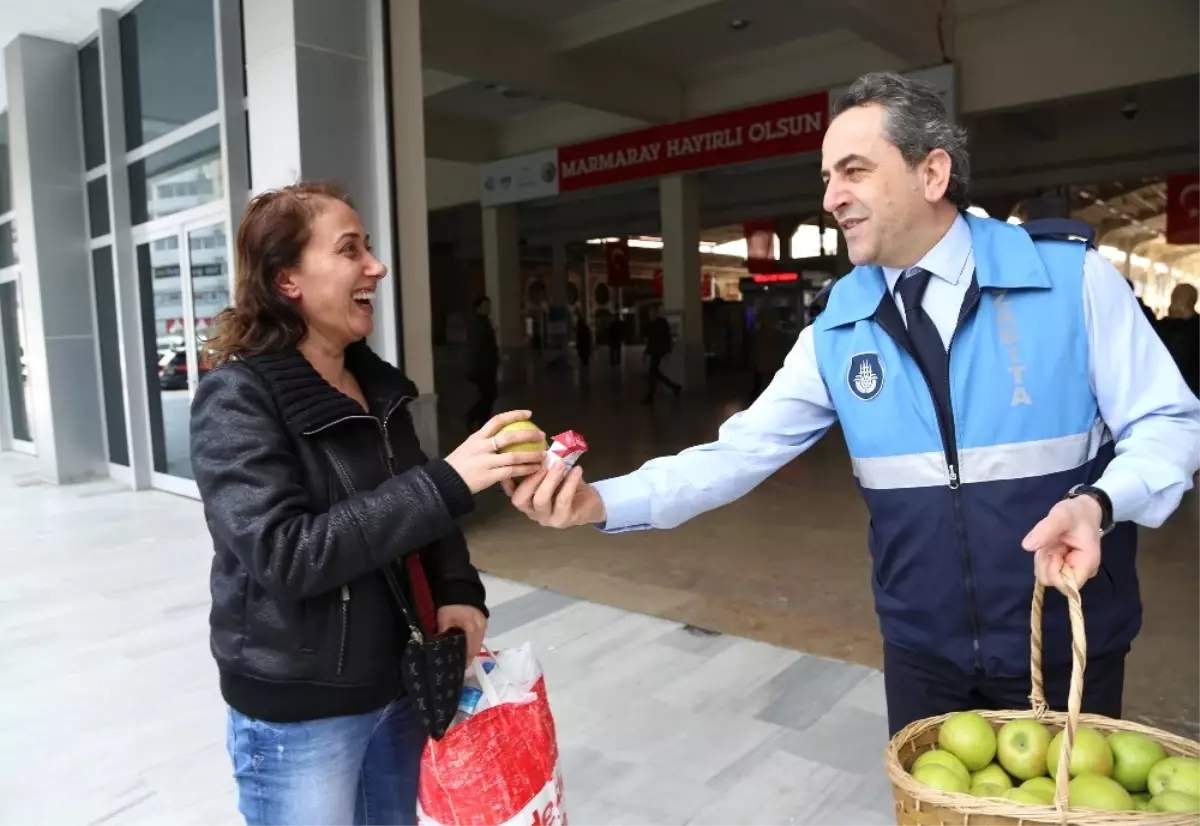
0, 452, 896, 826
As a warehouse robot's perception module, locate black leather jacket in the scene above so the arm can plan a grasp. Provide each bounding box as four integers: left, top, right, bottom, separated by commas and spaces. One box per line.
190, 341, 486, 723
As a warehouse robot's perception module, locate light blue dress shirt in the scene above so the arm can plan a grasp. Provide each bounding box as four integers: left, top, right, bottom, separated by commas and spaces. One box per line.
593, 213, 1200, 532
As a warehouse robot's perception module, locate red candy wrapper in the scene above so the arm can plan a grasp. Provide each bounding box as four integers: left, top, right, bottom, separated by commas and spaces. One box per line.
544, 430, 588, 470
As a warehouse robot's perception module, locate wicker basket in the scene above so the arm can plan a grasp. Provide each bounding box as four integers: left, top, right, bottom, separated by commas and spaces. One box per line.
885, 571, 1199, 825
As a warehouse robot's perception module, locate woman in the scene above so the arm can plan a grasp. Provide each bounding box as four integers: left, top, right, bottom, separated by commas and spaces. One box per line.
190, 182, 545, 825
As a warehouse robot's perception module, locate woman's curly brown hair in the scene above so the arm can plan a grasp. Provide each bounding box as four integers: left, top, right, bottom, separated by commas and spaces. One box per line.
206, 182, 352, 366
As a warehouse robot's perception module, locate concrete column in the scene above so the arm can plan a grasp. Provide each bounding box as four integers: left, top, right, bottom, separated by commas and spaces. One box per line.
244, 0, 409, 439
483, 205, 525, 384
97, 9, 151, 488
6, 36, 107, 483
387, 0, 435, 453
659, 174, 704, 391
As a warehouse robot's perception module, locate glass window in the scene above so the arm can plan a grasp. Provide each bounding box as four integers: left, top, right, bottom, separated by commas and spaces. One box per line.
120, 0, 218, 150
0, 112, 11, 216
92, 247, 128, 465
128, 125, 223, 225
1, 279, 31, 442
79, 42, 106, 170
88, 177, 111, 238
0, 222, 16, 269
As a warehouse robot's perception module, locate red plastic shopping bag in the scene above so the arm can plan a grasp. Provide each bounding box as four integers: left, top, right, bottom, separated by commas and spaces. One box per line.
417, 645, 567, 826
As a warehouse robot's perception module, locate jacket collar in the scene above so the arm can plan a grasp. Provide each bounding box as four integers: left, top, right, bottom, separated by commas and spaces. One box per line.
817, 213, 1053, 330
242, 340, 418, 436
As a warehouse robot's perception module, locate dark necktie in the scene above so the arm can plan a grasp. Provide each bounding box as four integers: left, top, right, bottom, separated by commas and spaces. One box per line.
896, 267, 952, 425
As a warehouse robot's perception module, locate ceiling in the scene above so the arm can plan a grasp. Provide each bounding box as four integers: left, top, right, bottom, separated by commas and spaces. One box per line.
0, 0, 118, 107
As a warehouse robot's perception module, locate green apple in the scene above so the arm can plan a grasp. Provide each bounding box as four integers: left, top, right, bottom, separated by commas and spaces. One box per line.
1132, 792, 1152, 805
970, 782, 1006, 798
1107, 731, 1167, 792
938, 712, 997, 771
1021, 777, 1059, 799
1047, 726, 1113, 779
1131, 796, 1149, 811
495, 420, 547, 453
1149, 790, 1200, 812
996, 719, 1051, 781
912, 749, 970, 785
913, 763, 970, 794
1005, 787, 1052, 805
971, 763, 1014, 791
1068, 775, 1134, 811
1148, 756, 1200, 797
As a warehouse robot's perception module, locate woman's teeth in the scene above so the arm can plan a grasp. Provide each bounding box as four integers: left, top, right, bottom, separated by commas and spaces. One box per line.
353, 290, 373, 305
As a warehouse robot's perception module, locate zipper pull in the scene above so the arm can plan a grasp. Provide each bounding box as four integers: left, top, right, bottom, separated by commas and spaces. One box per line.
341, 584, 351, 602
382, 426, 395, 461
947, 463, 960, 490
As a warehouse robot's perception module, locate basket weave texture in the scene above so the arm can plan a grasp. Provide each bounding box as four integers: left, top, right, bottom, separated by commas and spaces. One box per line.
885, 572, 1199, 825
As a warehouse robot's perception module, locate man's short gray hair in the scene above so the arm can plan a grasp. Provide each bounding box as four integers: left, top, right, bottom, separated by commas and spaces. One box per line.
831, 71, 971, 210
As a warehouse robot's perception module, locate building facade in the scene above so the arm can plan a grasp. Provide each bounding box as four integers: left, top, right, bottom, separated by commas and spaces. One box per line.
0, 0, 421, 498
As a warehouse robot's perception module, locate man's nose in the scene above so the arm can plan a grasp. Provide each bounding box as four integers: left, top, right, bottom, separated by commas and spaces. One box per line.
823, 181, 846, 217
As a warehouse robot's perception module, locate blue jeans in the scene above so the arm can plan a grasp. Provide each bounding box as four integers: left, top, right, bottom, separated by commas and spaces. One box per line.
226, 700, 427, 825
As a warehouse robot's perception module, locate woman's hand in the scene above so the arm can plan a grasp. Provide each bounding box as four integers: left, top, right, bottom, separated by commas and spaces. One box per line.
437, 604, 487, 667
445, 411, 546, 494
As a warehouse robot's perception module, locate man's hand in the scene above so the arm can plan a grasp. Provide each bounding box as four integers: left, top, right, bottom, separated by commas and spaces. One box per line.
1022, 495, 1104, 594
437, 605, 487, 667
502, 463, 606, 528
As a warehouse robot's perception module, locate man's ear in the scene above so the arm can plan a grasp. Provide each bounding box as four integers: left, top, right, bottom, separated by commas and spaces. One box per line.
275, 269, 301, 300
921, 148, 952, 204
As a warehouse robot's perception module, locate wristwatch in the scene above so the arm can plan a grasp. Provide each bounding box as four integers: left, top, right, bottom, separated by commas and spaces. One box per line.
1066, 484, 1115, 536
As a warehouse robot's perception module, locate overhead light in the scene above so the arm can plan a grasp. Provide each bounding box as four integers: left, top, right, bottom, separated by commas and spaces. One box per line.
728, 18, 751, 31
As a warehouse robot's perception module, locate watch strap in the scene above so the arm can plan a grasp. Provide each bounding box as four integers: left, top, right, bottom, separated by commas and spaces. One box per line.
1067, 484, 1114, 536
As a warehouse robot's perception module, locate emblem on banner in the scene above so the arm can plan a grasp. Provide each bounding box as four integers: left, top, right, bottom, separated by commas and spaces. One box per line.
848, 352, 884, 401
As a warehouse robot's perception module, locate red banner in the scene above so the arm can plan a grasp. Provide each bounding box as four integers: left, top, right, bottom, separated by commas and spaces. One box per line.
743, 220, 776, 272
557, 91, 829, 192
1166, 174, 1200, 245
605, 238, 631, 287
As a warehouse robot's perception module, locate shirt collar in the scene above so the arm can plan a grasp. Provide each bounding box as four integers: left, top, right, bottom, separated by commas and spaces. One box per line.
883, 212, 973, 295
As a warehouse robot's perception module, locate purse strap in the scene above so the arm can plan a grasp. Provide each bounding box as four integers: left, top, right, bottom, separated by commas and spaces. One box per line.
382, 554, 439, 641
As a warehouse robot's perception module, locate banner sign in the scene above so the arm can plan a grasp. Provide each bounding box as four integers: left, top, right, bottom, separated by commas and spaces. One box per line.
1166, 173, 1200, 245
480, 149, 559, 207
479, 65, 955, 207
605, 238, 631, 287
557, 92, 827, 192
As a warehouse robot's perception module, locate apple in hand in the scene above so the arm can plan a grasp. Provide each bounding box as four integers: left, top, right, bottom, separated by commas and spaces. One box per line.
997, 719, 1051, 781
938, 712, 997, 771
1047, 726, 1113, 779
1107, 731, 1167, 792
1068, 775, 1134, 812
1148, 756, 1200, 798
912, 749, 970, 785
495, 420, 547, 453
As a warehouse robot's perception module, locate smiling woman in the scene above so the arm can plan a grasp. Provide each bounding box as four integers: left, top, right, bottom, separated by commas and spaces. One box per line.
189, 182, 547, 825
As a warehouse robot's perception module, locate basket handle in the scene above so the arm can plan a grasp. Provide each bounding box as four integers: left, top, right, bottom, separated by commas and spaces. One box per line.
1029, 568, 1086, 822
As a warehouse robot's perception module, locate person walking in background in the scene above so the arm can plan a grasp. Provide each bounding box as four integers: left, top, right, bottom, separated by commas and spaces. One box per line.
505, 72, 1199, 737
190, 183, 546, 825
466, 295, 500, 431
1158, 283, 1199, 396
642, 303, 682, 404
607, 314, 624, 369
749, 308, 784, 401
575, 313, 592, 375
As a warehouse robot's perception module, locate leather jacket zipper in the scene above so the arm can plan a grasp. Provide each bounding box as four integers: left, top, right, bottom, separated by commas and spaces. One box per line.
308, 395, 413, 678
336, 584, 350, 676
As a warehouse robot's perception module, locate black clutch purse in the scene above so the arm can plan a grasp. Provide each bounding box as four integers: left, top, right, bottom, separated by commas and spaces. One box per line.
382, 562, 467, 741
